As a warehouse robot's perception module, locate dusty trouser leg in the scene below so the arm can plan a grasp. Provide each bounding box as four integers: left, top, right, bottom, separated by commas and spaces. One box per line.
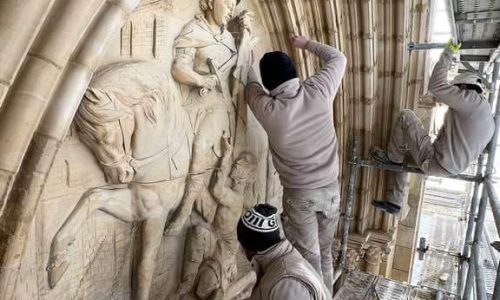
317, 188, 340, 293
386, 172, 409, 207
281, 190, 322, 277
386, 110, 435, 206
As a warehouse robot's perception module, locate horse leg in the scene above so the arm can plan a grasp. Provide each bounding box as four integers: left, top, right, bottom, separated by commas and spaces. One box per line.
133, 211, 169, 300
47, 187, 134, 288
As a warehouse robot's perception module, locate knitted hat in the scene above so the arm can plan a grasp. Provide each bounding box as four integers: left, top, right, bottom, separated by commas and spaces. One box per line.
237, 204, 281, 252
260, 51, 298, 91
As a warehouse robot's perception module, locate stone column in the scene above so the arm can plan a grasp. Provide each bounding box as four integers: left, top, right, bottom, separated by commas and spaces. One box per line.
364, 245, 383, 275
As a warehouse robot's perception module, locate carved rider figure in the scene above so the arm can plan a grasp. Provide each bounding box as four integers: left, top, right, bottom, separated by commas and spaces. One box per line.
169, 0, 256, 230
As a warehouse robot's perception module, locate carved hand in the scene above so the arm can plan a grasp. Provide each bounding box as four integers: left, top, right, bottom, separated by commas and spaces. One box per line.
237, 10, 254, 33
200, 74, 219, 89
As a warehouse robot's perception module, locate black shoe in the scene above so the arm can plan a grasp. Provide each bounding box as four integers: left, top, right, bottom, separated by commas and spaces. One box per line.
370, 147, 402, 166
371, 200, 401, 215
492, 241, 500, 252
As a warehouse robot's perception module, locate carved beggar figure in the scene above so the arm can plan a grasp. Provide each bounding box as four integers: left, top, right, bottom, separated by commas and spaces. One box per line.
186, 137, 256, 299
169, 0, 257, 230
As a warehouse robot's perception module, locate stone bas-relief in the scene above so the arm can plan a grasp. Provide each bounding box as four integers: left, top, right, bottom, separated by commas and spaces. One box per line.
47, 0, 257, 299
169, 0, 257, 229
168, 136, 257, 299
165, 0, 258, 297
47, 61, 192, 300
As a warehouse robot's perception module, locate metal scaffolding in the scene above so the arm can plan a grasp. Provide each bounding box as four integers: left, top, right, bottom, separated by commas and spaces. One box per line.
333, 3, 500, 298
339, 61, 500, 300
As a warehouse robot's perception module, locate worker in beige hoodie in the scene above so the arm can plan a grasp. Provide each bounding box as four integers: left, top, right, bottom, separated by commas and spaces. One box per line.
237, 204, 332, 300
245, 35, 347, 292
372, 41, 494, 214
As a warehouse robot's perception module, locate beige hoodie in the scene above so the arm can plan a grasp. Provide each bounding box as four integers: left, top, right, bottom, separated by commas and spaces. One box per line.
245, 41, 347, 189
428, 48, 494, 174
249, 240, 332, 300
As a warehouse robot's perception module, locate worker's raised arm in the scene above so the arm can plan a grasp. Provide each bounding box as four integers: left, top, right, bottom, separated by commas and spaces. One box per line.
428, 42, 481, 111
245, 67, 274, 122
300, 37, 347, 100
428, 48, 460, 104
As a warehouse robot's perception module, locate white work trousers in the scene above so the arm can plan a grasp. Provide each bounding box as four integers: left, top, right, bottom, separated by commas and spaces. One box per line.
281, 184, 340, 294
387, 109, 450, 206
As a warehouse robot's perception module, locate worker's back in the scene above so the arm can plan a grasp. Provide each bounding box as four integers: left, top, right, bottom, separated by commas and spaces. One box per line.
250, 240, 332, 300
261, 77, 339, 190
245, 41, 346, 190
428, 48, 495, 174
434, 92, 494, 174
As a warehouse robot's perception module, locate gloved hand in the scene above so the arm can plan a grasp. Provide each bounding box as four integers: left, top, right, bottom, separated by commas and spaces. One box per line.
445, 39, 461, 53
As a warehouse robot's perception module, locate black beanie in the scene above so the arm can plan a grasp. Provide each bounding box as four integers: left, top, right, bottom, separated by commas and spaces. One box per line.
237, 204, 281, 252
260, 51, 298, 91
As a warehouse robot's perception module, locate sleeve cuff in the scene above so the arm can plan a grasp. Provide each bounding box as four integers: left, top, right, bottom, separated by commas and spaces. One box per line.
247, 67, 260, 84
443, 47, 454, 57
305, 40, 319, 52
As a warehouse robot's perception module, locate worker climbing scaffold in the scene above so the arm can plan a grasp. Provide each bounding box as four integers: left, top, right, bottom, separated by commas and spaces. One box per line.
369, 40, 495, 215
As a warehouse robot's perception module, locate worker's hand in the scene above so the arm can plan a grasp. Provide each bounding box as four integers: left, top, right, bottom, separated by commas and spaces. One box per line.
291, 35, 309, 49
445, 39, 461, 54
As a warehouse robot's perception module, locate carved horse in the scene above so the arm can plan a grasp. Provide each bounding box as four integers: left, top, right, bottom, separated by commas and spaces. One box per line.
47, 61, 192, 300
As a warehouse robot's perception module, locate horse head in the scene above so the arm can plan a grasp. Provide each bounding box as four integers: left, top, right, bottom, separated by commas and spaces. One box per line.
75, 61, 190, 184
75, 88, 135, 184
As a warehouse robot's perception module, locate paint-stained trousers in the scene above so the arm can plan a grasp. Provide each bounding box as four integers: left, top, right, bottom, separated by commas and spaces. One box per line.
386, 109, 450, 206
281, 183, 340, 293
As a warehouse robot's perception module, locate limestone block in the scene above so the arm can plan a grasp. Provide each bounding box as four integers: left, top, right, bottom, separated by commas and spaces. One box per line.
392, 245, 413, 272
29, 0, 104, 68
0, 0, 55, 87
